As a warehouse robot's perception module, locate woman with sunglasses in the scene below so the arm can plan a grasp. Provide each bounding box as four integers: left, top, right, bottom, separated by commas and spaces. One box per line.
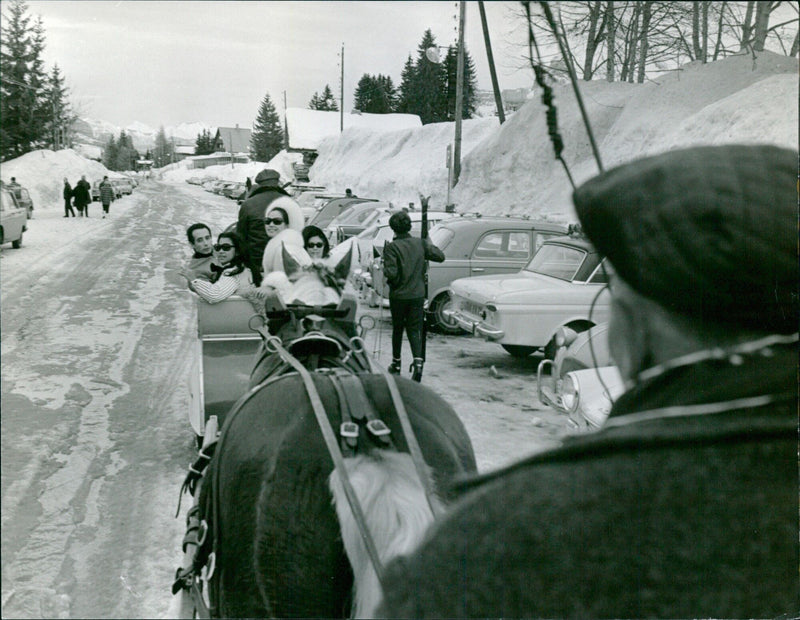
260, 202, 306, 277
190, 231, 257, 304
302, 225, 330, 260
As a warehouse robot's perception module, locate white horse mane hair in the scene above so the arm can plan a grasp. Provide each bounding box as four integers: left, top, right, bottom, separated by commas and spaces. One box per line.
328, 450, 443, 618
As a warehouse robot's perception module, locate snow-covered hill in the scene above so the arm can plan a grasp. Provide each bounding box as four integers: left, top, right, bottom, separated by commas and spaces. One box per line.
72, 118, 225, 154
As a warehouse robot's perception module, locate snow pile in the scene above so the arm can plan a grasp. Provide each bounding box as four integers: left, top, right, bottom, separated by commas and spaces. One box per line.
0, 149, 117, 210
311, 117, 500, 206
286, 108, 422, 150
158, 150, 303, 185
312, 51, 798, 219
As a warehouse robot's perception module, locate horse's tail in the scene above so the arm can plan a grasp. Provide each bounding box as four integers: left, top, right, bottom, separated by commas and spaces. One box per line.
329, 450, 443, 618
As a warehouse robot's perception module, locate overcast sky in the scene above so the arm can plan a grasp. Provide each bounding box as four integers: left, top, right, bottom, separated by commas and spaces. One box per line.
25, 1, 534, 129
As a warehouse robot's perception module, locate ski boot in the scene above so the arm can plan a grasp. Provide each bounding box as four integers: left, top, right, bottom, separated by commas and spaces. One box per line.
411, 358, 424, 383
388, 358, 402, 375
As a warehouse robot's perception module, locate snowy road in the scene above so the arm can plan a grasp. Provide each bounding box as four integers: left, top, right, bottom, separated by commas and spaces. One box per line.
1, 180, 568, 618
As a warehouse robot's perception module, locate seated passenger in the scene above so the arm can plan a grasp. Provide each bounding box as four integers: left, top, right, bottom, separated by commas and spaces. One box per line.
302, 225, 330, 260
189, 231, 257, 304
261, 202, 305, 277
180, 222, 219, 287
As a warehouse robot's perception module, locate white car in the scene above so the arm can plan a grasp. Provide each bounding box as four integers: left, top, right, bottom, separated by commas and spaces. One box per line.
447, 235, 612, 358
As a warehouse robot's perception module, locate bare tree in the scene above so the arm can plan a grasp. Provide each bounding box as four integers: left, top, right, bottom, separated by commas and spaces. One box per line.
606, 0, 616, 80
636, 1, 653, 82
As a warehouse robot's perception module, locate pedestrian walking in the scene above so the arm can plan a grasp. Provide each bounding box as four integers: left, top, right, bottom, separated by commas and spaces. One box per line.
72, 175, 91, 217
63, 177, 75, 217
382, 210, 445, 382
98, 176, 115, 218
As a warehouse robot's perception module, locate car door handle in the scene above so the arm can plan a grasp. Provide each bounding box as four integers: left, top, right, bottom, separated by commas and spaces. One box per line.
471, 268, 485, 272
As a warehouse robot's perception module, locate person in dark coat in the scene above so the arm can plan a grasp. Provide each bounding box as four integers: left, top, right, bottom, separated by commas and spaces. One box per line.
72, 175, 91, 217
382, 210, 445, 382
235, 168, 299, 286
62, 177, 75, 217
376, 144, 798, 619
98, 176, 115, 218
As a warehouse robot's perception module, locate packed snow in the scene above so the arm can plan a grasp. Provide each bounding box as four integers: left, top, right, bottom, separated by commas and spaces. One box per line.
1, 50, 796, 235
285, 107, 422, 150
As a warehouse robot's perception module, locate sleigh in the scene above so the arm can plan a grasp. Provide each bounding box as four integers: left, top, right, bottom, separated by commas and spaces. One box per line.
175, 247, 478, 617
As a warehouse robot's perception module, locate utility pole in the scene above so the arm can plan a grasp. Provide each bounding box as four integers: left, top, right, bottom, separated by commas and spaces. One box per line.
283, 90, 289, 149
340, 43, 345, 132
452, 1, 466, 186
478, 1, 505, 124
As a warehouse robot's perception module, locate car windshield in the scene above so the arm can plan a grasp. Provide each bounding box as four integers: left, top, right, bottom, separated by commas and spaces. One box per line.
429, 226, 454, 251
524, 244, 587, 281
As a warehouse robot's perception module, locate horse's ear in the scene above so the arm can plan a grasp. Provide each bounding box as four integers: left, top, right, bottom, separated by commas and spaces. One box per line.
332, 243, 353, 282
281, 243, 303, 280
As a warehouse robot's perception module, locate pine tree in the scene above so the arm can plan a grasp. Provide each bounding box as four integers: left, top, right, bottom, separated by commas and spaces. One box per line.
396, 55, 415, 113
114, 130, 137, 171
103, 135, 118, 170
401, 30, 449, 124
46, 64, 73, 149
153, 126, 173, 168
250, 92, 283, 162
308, 84, 339, 111
354, 74, 396, 113
212, 129, 224, 152
1, 0, 51, 159
444, 45, 478, 120
195, 128, 214, 155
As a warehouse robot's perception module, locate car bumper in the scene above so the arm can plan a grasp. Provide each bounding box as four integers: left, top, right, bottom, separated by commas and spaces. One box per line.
443, 309, 504, 339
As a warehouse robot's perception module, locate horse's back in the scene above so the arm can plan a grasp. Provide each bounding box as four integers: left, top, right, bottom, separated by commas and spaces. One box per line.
209, 371, 477, 617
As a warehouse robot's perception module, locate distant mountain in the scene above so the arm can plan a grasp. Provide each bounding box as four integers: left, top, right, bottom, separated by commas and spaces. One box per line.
72, 118, 228, 154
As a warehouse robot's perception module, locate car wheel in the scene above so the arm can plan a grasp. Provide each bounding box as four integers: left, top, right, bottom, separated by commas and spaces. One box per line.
12, 232, 22, 249
431, 292, 464, 335
502, 344, 536, 357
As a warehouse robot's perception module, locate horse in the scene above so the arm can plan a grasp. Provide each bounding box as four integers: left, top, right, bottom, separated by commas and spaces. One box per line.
175, 242, 478, 618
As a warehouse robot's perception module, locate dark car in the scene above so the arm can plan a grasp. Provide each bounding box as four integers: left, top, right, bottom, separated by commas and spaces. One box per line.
371, 215, 569, 333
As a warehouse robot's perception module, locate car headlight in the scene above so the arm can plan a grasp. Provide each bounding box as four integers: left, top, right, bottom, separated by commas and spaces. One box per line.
561, 373, 579, 413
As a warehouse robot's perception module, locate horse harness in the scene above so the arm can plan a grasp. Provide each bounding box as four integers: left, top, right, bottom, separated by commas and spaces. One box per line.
173, 309, 441, 618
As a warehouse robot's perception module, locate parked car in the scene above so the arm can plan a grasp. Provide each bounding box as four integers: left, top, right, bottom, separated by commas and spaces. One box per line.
353, 210, 456, 299
325, 201, 393, 245
0, 186, 27, 248
536, 323, 624, 431
92, 179, 121, 201
4, 183, 34, 219
114, 177, 135, 195
306, 197, 378, 230
222, 182, 246, 200
446, 234, 612, 357
109, 180, 125, 198
370, 216, 569, 333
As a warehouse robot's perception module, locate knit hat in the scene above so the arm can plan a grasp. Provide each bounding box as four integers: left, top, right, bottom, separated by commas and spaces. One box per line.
573, 144, 798, 334
255, 169, 280, 186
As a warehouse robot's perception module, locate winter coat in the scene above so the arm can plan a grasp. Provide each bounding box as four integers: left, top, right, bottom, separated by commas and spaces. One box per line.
99, 181, 115, 205
191, 266, 256, 304
377, 344, 797, 618
261, 229, 306, 276
72, 179, 91, 208
235, 184, 301, 274
382, 234, 445, 300
63, 182, 72, 200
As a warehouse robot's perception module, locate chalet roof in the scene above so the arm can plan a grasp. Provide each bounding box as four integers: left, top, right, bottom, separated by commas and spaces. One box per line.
285, 108, 422, 151
216, 126, 252, 154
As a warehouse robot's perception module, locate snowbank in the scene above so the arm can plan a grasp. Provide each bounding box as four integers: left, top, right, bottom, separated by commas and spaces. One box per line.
313, 51, 798, 219
158, 150, 303, 185
285, 108, 422, 150
0, 149, 116, 211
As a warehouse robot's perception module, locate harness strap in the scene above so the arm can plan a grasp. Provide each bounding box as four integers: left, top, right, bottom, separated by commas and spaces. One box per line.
271, 338, 390, 591
377, 369, 443, 518
327, 369, 359, 454
336, 373, 393, 447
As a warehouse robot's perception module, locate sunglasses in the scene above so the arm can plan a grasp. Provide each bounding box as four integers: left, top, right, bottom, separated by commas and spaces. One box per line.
264, 217, 285, 225
307, 242, 325, 249
214, 243, 234, 252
